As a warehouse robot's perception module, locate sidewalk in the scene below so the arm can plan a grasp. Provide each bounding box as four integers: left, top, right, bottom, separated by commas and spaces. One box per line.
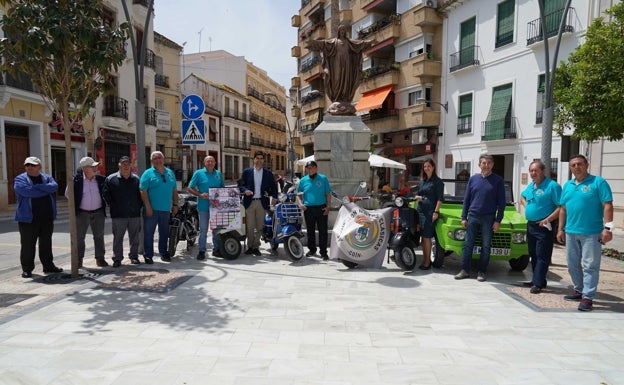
0, 229, 623, 384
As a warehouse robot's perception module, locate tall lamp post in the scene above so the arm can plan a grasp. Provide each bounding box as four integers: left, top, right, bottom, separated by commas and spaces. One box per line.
265, 92, 296, 181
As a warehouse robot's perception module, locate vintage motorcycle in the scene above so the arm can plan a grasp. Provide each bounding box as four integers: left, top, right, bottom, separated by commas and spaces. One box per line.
167, 192, 199, 257
262, 178, 305, 261
387, 186, 421, 271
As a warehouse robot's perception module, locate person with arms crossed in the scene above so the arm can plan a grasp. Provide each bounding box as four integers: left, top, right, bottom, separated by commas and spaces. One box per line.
14, 156, 62, 278
414, 158, 444, 270
102, 156, 143, 267
520, 160, 561, 294
556, 154, 613, 311
296, 160, 332, 261
455, 154, 506, 282
140, 151, 178, 264
187, 155, 224, 260
239, 150, 277, 256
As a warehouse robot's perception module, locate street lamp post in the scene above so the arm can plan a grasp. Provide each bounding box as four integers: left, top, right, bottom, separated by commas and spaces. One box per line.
265, 92, 296, 181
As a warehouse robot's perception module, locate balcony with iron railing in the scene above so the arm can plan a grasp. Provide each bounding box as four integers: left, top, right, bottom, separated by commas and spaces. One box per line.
224, 111, 250, 122
360, 65, 400, 93
357, 14, 401, 40
457, 116, 472, 135
481, 116, 517, 141
145, 106, 157, 126
103, 95, 129, 120
361, 109, 399, 122
449, 45, 480, 73
527, 8, 575, 46
155, 73, 169, 88
144, 48, 156, 70
2, 71, 37, 92
300, 55, 322, 73
223, 139, 251, 150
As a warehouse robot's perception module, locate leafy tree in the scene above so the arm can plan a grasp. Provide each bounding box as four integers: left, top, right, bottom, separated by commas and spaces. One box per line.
0, 0, 129, 277
554, 2, 624, 141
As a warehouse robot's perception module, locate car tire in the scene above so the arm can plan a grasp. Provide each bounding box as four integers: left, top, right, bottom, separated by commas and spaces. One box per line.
509, 255, 530, 271
431, 236, 445, 268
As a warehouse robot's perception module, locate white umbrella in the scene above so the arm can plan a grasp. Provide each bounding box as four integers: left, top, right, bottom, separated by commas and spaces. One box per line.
296, 153, 406, 170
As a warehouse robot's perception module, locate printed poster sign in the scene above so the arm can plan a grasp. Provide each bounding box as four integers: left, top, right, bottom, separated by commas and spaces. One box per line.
209, 187, 241, 230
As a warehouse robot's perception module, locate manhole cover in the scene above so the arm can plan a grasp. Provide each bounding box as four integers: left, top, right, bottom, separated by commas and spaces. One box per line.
0, 293, 38, 307
96, 269, 191, 293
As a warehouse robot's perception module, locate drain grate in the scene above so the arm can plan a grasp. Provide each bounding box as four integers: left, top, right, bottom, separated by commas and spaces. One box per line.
0, 293, 38, 307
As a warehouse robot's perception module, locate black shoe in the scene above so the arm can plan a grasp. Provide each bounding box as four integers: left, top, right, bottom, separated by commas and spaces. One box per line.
96, 259, 109, 267
578, 298, 593, 311
43, 266, 63, 274
21, 271, 32, 278
305, 250, 317, 257
113, 260, 122, 268
197, 251, 206, 261
564, 291, 582, 301
161, 255, 171, 262
212, 250, 222, 258
245, 248, 255, 255
521, 281, 533, 287
144, 257, 154, 264
321, 254, 329, 261
530, 285, 542, 294
418, 264, 431, 270
129, 257, 140, 265
253, 248, 262, 256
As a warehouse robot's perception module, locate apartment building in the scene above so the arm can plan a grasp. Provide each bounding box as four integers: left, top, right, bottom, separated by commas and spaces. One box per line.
439, 0, 619, 206
292, 0, 444, 189
183, 50, 288, 177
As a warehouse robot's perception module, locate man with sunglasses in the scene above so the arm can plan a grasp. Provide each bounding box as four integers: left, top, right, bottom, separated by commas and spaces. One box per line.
14, 156, 62, 278
140, 151, 178, 263
67, 156, 107, 268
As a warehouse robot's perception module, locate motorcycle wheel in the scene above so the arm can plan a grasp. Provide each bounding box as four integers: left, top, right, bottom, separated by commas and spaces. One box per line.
285, 236, 304, 262
393, 245, 417, 271
167, 224, 179, 258
431, 236, 445, 268
219, 233, 241, 260
341, 259, 358, 269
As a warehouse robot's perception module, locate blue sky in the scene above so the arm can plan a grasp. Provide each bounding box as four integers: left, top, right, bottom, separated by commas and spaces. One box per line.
154, 0, 300, 90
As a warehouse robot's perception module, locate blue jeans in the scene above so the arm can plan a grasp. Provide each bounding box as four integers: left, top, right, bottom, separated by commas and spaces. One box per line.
198, 210, 219, 252
143, 210, 171, 259
527, 223, 554, 288
460, 213, 494, 273
565, 233, 602, 300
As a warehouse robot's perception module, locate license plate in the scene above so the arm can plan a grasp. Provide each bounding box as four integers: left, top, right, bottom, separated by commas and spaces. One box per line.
473, 246, 511, 256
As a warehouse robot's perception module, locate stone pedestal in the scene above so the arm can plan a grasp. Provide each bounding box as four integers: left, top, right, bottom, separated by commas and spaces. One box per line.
313, 115, 371, 225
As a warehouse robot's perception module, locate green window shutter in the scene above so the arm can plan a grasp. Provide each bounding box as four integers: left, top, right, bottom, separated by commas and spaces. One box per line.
496, 0, 515, 47
537, 73, 546, 93
545, 0, 567, 36
460, 17, 476, 66
484, 84, 513, 140
458, 94, 473, 118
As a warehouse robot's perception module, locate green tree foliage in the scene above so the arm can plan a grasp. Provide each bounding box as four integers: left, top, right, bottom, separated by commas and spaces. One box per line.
0, 0, 129, 277
554, 2, 624, 141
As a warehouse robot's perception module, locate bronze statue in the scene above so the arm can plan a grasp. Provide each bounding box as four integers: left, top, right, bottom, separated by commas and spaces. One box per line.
306, 25, 374, 116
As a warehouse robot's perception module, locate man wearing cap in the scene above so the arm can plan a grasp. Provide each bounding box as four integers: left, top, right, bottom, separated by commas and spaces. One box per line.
67, 156, 107, 267
103, 156, 142, 267
140, 151, 178, 263
14, 156, 62, 278
239, 150, 278, 256
187, 155, 224, 260
296, 160, 332, 260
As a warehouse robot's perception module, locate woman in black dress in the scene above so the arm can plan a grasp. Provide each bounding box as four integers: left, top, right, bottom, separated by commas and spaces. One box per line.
415, 158, 444, 269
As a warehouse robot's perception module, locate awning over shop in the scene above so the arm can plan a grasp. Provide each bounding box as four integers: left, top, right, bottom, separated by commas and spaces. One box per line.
355, 85, 393, 112
304, 111, 320, 125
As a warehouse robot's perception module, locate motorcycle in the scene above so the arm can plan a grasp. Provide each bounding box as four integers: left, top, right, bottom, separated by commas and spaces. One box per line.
387, 186, 421, 271
262, 178, 305, 261
167, 193, 200, 257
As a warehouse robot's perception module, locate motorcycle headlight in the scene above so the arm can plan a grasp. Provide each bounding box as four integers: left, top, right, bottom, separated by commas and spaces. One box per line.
394, 197, 405, 207
512, 232, 526, 243
278, 193, 287, 203
453, 229, 466, 241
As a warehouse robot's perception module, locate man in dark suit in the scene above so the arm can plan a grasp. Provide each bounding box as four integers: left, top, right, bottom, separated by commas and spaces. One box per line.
239, 150, 277, 256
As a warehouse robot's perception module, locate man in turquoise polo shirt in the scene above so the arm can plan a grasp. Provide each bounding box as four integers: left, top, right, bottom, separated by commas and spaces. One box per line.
187, 155, 224, 260
557, 154, 613, 311
296, 160, 332, 260
521, 160, 561, 294
140, 151, 178, 264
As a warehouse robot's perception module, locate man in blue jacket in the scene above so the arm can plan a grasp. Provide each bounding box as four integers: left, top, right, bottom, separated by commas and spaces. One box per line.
14, 156, 62, 278
239, 150, 277, 256
455, 154, 506, 282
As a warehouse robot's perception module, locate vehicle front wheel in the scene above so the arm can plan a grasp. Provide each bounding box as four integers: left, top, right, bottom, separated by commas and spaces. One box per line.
431, 236, 445, 268
393, 245, 417, 271
509, 255, 530, 271
285, 236, 304, 262
219, 233, 241, 260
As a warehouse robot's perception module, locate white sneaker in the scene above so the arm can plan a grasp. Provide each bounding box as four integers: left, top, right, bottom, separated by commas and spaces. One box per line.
454, 269, 470, 280
477, 271, 486, 282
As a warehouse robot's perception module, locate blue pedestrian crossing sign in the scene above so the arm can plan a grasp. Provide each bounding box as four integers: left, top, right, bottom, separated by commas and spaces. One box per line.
181, 94, 205, 120
182, 119, 206, 144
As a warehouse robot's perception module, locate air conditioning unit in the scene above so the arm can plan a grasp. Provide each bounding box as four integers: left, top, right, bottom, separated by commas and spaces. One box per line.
372, 133, 383, 145
412, 130, 427, 144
